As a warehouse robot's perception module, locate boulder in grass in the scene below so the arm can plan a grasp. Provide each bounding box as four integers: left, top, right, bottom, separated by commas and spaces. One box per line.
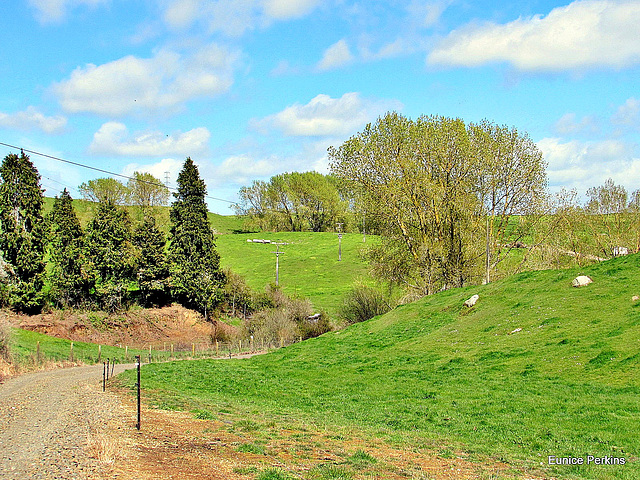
464, 294, 479, 307
572, 275, 593, 287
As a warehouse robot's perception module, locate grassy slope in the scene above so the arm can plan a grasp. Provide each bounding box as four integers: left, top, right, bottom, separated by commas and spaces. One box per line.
42, 197, 246, 234
216, 232, 377, 315
120, 254, 640, 479
42, 198, 378, 314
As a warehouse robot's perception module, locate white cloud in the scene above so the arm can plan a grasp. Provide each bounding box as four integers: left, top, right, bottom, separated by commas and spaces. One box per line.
317, 39, 354, 71
407, 0, 450, 28
214, 154, 280, 186
122, 158, 185, 187
28, 0, 108, 24
612, 97, 640, 127
258, 92, 402, 137
0, 107, 67, 134
163, 0, 320, 36
553, 113, 599, 136
428, 0, 640, 71
263, 0, 321, 19
52, 44, 239, 116
90, 122, 210, 157
538, 137, 640, 192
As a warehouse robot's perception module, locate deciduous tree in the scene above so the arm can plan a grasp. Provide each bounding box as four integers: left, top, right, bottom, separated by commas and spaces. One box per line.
79, 177, 129, 205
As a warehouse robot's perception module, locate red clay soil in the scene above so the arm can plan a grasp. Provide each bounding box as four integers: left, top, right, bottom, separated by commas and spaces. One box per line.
2, 305, 234, 349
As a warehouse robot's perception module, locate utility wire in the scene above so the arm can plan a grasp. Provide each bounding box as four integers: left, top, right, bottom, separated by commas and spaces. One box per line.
0, 141, 238, 206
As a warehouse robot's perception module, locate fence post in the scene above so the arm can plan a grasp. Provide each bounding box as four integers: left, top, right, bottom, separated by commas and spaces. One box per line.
125, 345, 128, 360
69, 342, 74, 362
192, 343, 195, 357
102, 362, 106, 392
215, 340, 219, 356
36, 341, 41, 364
106, 358, 110, 380
97, 344, 101, 363
135, 355, 141, 430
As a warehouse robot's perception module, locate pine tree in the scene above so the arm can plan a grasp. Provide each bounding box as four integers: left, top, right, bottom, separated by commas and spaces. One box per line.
48, 189, 89, 307
168, 157, 224, 315
132, 215, 170, 307
0, 151, 47, 313
85, 201, 137, 311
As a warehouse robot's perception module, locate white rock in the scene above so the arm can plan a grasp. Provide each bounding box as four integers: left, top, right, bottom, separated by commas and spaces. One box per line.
572, 275, 593, 287
463, 294, 479, 307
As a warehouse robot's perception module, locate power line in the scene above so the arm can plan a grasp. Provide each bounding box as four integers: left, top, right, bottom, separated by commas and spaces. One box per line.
0, 141, 238, 206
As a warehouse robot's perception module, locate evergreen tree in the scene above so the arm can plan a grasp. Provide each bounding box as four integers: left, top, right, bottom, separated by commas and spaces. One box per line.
48, 189, 90, 307
0, 151, 46, 313
168, 157, 224, 315
132, 215, 170, 306
85, 201, 137, 311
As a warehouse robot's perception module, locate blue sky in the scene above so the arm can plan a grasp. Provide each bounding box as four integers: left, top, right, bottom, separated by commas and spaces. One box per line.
1, 0, 639, 213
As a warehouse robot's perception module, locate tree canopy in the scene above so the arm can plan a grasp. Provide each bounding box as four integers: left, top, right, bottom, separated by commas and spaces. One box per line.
329, 112, 547, 294
169, 157, 224, 315
0, 151, 47, 312
235, 171, 347, 232
47, 189, 89, 307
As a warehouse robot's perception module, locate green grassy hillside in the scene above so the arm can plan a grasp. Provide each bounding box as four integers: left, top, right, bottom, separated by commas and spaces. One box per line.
42, 197, 246, 234
120, 253, 640, 479
216, 232, 378, 315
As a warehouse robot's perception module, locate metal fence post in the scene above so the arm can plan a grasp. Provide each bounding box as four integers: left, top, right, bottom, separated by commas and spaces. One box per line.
135, 355, 141, 430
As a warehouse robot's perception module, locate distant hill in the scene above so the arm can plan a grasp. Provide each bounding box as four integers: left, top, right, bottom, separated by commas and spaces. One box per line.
42, 197, 248, 234
123, 253, 640, 479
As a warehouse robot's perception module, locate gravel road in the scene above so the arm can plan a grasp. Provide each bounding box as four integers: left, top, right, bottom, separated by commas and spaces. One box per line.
0, 364, 134, 479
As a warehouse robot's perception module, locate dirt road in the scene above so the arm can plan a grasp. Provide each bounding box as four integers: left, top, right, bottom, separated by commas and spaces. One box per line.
0, 364, 134, 479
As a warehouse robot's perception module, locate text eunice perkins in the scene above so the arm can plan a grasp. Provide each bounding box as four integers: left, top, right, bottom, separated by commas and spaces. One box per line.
548, 455, 626, 466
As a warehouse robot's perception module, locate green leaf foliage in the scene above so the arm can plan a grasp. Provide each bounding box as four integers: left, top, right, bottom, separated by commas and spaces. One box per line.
85, 201, 137, 310
47, 189, 91, 307
169, 157, 224, 315
132, 215, 170, 306
0, 151, 47, 313
235, 171, 347, 232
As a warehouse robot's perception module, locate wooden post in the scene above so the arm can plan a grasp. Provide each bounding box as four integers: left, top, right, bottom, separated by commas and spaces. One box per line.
125, 345, 128, 360
215, 340, 219, 355
192, 343, 195, 357
70, 342, 74, 362
36, 341, 41, 364
97, 344, 102, 362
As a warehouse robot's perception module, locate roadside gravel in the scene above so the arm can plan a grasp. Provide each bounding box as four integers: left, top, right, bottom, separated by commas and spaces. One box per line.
0, 364, 134, 479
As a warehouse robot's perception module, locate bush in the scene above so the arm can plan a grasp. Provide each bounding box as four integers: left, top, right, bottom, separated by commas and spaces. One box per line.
297, 311, 332, 340
340, 284, 391, 324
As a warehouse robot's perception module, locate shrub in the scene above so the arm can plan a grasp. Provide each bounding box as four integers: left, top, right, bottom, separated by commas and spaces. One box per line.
340, 284, 391, 324
297, 311, 332, 340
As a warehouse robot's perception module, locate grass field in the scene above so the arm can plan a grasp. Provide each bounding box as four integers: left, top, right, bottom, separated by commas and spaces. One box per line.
118, 253, 640, 479
42, 197, 247, 234
216, 232, 379, 315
